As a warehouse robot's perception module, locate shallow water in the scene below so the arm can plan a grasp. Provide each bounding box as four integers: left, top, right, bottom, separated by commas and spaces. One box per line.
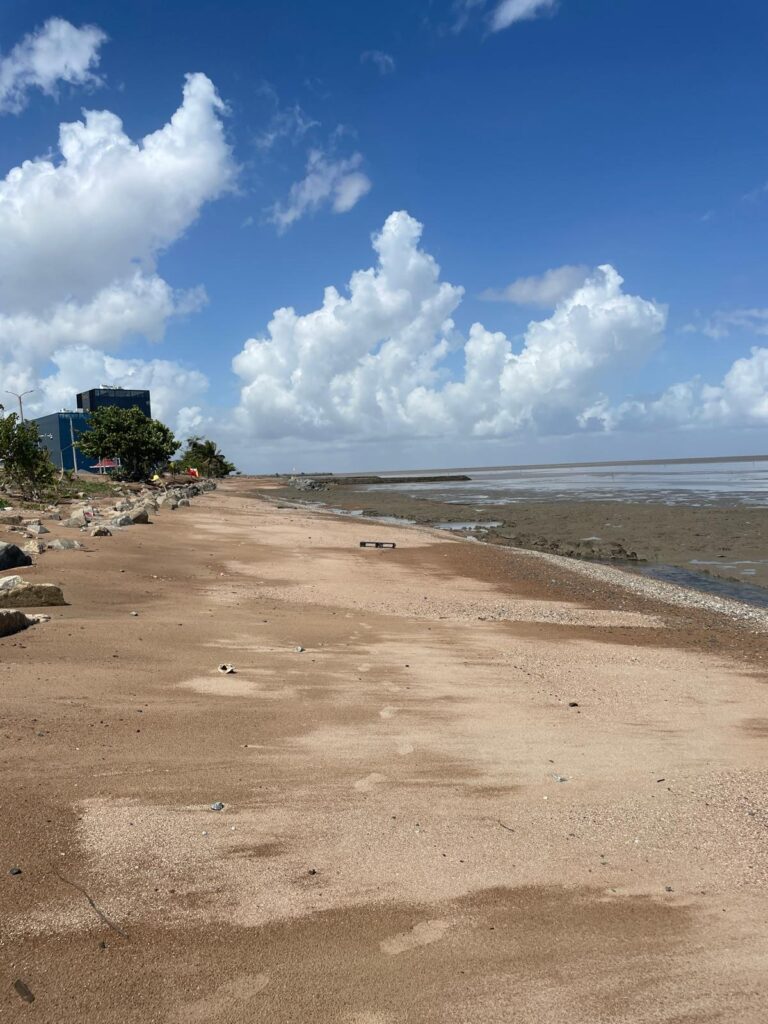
373, 457, 768, 508
633, 564, 768, 609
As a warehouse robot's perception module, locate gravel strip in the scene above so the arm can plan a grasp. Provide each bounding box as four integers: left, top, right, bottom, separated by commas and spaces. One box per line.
509, 546, 768, 629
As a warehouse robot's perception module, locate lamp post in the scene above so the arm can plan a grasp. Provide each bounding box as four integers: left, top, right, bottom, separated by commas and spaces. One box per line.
4, 389, 36, 422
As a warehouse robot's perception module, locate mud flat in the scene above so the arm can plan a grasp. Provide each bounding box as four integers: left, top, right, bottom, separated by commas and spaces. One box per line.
2, 478, 767, 1022
268, 479, 768, 592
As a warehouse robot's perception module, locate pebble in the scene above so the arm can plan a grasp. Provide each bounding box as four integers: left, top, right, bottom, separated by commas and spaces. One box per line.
210, 802, 225, 811
13, 980, 34, 1004
568, 701, 579, 707
8, 866, 22, 876
294, 646, 305, 653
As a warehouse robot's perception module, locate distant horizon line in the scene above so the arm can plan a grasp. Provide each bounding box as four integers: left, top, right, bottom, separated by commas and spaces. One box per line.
310, 453, 768, 478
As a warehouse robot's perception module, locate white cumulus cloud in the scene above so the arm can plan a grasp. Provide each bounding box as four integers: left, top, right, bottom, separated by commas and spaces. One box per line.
269, 150, 372, 232
586, 346, 768, 433
232, 210, 667, 443
0, 17, 107, 114
490, 0, 558, 31
28, 347, 209, 438
482, 264, 589, 307
0, 72, 233, 422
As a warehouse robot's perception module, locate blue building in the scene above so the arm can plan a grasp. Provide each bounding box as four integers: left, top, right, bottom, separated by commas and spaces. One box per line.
77, 387, 151, 418
33, 411, 100, 473
32, 385, 152, 473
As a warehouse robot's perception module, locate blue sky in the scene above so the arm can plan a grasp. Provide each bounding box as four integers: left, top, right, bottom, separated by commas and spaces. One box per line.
1, 0, 767, 470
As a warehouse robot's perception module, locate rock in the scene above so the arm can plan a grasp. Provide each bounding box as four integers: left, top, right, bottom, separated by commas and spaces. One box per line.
25, 523, 49, 536
0, 609, 40, 637
46, 538, 82, 551
60, 516, 86, 529
91, 526, 112, 537
568, 702, 579, 708
8, 866, 21, 875
22, 540, 47, 555
294, 645, 305, 653
129, 508, 150, 525
176, 498, 191, 508
210, 801, 225, 811
0, 576, 66, 608
47, 512, 62, 521
130, 611, 139, 616
110, 515, 133, 528
289, 476, 325, 492
166, 499, 179, 510
13, 980, 34, 1004
218, 663, 235, 674
0, 513, 23, 526
0, 542, 32, 571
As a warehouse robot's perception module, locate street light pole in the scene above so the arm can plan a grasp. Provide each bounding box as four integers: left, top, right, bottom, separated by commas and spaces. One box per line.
4, 389, 36, 422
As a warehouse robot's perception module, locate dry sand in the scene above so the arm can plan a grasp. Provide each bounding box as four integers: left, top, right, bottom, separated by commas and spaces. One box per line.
1, 479, 767, 1022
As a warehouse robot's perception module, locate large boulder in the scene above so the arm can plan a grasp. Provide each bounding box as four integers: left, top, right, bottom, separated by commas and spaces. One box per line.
90, 526, 112, 537
129, 508, 150, 524
0, 513, 23, 527
0, 542, 32, 571
46, 538, 82, 551
110, 514, 133, 527
0, 609, 38, 637
0, 576, 66, 607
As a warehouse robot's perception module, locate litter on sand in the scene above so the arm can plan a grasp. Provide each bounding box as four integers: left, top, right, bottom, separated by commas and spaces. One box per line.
218, 664, 236, 674
359, 541, 397, 549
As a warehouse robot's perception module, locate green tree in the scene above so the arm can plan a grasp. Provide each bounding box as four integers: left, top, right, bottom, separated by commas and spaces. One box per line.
77, 406, 179, 482
0, 411, 56, 499
176, 436, 236, 478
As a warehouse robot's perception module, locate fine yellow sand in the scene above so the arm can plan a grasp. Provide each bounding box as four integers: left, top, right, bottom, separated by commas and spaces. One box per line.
1, 480, 766, 1022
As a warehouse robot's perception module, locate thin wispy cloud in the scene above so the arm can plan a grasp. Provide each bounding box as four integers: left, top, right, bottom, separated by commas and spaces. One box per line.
0, 17, 107, 114
268, 150, 372, 232
451, 0, 559, 36
490, 0, 558, 32
482, 265, 589, 307
742, 180, 768, 203
361, 50, 396, 75
254, 83, 319, 152
683, 309, 768, 340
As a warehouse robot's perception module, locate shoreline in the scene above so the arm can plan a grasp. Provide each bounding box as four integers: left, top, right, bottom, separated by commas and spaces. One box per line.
265, 477, 768, 594
2, 479, 767, 1021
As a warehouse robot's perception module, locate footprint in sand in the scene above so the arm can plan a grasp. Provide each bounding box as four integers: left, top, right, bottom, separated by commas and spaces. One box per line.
379, 705, 399, 719
354, 772, 387, 792
380, 919, 450, 955
180, 973, 270, 1021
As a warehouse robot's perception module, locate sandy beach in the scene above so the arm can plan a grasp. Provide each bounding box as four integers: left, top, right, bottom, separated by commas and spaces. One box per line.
2, 478, 767, 1022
